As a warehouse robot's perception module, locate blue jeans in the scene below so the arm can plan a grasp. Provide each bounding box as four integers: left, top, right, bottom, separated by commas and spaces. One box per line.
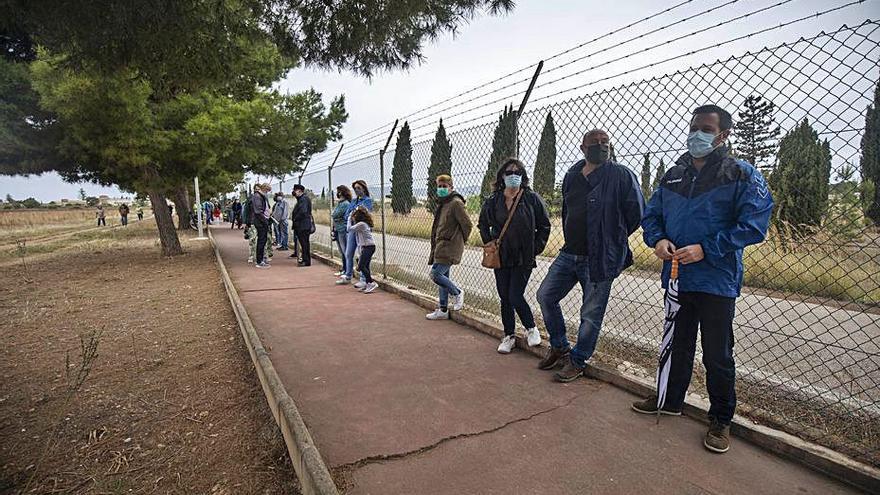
276, 219, 289, 249
537, 252, 613, 368
430, 263, 461, 310
335, 229, 348, 273
344, 230, 363, 279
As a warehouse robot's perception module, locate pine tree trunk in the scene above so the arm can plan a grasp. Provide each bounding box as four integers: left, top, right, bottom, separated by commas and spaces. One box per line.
172, 185, 191, 231
148, 188, 184, 256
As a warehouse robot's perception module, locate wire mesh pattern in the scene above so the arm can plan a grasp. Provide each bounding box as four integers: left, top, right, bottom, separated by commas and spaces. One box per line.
285, 22, 880, 466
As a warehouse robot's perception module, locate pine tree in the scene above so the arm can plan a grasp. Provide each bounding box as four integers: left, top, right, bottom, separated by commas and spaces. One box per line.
533, 111, 556, 199
482, 105, 517, 197
391, 121, 414, 214
652, 158, 666, 191
860, 76, 880, 225
426, 119, 452, 215
78, 187, 87, 201
772, 118, 832, 235
641, 153, 652, 200
734, 95, 781, 176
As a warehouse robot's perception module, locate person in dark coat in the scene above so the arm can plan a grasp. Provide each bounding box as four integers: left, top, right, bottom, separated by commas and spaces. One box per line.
537, 129, 645, 383
478, 158, 551, 354
291, 184, 313, 266
230, 198, 243, 229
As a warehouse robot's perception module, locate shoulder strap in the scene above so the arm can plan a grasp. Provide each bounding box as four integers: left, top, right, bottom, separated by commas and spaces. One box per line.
496, 190, 523, 245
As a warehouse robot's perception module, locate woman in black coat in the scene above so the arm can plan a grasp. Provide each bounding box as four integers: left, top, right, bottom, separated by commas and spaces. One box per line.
478, 158, 552, 354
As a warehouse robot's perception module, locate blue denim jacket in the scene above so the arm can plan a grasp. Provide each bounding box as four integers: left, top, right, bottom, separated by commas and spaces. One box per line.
561, 160, 645, 282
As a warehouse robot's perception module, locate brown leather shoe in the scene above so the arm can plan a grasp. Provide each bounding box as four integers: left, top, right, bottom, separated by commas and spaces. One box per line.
554, 359, 584, 382
704, 419, 730, 453
538, 347, 569, 370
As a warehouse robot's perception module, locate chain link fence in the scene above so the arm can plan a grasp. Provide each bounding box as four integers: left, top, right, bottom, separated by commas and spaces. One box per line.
287, 21, 880, 466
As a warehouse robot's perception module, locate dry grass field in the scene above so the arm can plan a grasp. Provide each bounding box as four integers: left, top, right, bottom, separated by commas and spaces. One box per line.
0, 217, 298, 494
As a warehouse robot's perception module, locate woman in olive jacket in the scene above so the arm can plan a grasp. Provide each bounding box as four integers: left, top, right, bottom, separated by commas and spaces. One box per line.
478, 158, 552, 354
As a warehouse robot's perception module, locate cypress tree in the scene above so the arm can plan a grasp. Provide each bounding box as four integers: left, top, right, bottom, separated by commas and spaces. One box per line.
390, 121, 414, 214
533, 111, 557, 199
641, 152, 652, 200
321, 187, 325, 200
772, 118, 832, 235
860, 77, 880, 225
652, 158, 666, 191
482, 105, 517, 197
734, 95, 781, 176
426, 119, 452, 215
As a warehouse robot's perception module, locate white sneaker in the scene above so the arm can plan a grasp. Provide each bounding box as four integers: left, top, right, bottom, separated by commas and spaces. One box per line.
255, 262, 270, 269
353, 281, 366, 289
333, 271, 343, 277
247, 257, 253, 263
453, 289, 465, 311
363, 282, 379, 294
335, 277, 350, 285
497, 335, 516, 354
526, 327, 542, 347
426, 309, 449, 320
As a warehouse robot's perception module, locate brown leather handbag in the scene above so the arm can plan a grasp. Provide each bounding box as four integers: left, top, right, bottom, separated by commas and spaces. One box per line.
481, 190, 523, 269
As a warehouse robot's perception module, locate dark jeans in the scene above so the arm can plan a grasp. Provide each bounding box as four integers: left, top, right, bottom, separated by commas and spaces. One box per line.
120, 215, 128, 226
358, 245, 376, 283
97, 217, 106, 226
493, 266, 536, 336
537, 251, 613, 368
296, 230, 311, 265
137, 213, 143, 221
664, 291, 737, 424
255, 219, 269, 264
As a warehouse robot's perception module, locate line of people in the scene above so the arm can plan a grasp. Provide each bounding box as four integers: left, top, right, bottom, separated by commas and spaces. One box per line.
240, 183, 315, 268
348, 104, 770, 455
95, 203, 142, 226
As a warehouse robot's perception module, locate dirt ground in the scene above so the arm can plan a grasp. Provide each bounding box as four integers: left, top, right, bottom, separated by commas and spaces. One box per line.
0, 221, 299, 494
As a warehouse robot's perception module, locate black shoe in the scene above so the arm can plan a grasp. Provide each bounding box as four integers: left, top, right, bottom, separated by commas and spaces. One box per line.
538, 347, 570, 370
289, 254, 298, 258
631, 395, 682, 416
277, 247, 289, 251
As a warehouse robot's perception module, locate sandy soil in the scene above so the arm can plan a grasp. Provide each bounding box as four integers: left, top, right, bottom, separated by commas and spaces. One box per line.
0, 221, 299, 494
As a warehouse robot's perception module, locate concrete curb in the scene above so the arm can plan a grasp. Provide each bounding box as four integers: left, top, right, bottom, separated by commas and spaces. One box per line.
209, 230, 340, 495
313, 252, 879, 494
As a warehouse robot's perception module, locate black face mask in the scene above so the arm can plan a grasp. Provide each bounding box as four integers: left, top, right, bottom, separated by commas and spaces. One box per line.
585, 143, 610, 164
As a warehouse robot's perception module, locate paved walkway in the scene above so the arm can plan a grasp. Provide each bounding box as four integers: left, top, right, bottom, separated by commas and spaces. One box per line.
212, 226, 860, 495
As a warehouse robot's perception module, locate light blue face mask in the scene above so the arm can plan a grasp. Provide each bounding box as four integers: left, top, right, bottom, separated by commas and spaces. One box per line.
437, 187, 450, 198
687, 130, 719, 158
503, 174, 523, 189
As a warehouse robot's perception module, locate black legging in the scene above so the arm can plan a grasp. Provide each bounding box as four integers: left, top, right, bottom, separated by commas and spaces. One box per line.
493, 265, 537, 336
358, 245, 376, 283
255, 219, 269, 264
296, 230, 311, 265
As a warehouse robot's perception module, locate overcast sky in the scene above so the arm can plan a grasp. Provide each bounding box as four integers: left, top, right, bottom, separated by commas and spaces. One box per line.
2, 0, 875, 202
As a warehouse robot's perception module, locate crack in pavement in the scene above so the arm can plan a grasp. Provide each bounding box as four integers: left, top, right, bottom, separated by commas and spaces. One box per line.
333, 392, 585, 472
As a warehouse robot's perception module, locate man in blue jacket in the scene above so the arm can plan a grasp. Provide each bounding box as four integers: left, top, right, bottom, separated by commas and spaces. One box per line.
634, 105, 773, 454
537, 129, 645, 382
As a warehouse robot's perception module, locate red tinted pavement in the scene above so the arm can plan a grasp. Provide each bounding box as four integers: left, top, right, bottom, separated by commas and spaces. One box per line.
211, 226, 860, 495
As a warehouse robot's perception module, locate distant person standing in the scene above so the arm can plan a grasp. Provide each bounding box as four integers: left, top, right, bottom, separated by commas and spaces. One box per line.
291, 184, 313, 266
230, 199, 243, 229
203, 200, 214, 225
272, 192, 290, 250
426, 174, 473, 320
96, 204, 106, 226
118, 203, 130, 226
136, 206, 144, 221
167, 203, 174, 219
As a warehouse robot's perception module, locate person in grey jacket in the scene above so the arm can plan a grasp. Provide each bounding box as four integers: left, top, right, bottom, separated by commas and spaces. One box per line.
348, 207, 379, 294
272, 192, 290, 250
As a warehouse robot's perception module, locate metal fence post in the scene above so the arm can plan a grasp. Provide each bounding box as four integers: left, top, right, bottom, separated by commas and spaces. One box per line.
194, 176, 205, 239
327, 145, 344, 260
514, 60, 543, 158
379, 120, 399, 279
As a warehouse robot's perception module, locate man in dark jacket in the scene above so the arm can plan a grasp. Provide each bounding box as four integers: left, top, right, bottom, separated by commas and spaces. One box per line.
230, 199, 243, 229
537, 129, 645, 382
291, 184, 313, 266
251, 184, 272, 268
633, 105, 773, 454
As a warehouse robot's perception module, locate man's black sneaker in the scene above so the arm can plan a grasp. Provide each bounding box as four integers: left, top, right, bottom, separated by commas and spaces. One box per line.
554, 359, 584, 382
631, 395, 682, 416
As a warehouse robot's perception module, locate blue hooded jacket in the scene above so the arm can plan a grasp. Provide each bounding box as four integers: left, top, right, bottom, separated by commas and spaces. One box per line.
561, 159, 645, 282
642, 147, 774, 298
